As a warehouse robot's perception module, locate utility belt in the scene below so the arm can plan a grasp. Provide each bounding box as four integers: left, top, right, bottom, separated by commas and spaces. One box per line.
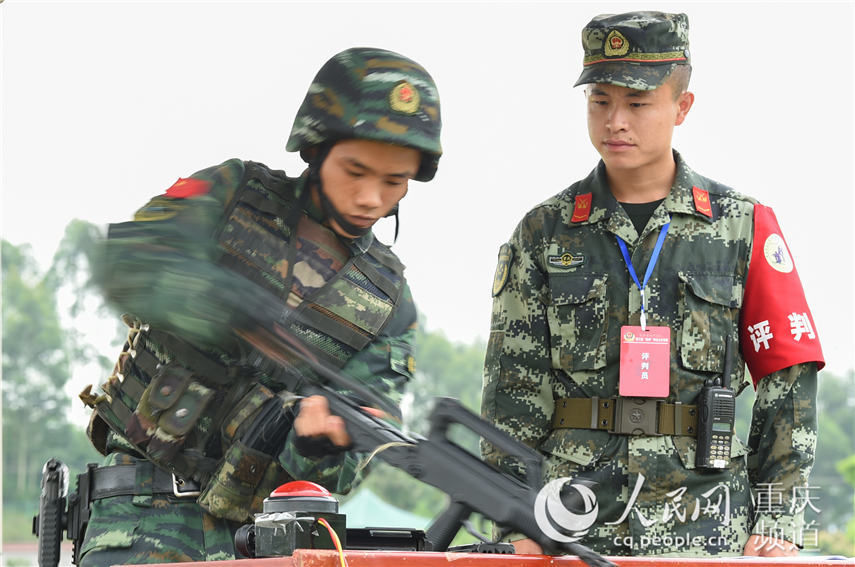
552, 397, 697, 436
85, 463, 202, 502
55, 461, 201, 565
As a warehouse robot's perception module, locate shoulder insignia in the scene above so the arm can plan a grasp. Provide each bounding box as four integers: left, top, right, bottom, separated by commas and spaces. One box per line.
133, 196, 179, 222
571, 193, 592, 223
492, 243, 514, 297
692, 186, 713, 218
164, 177, 212, 199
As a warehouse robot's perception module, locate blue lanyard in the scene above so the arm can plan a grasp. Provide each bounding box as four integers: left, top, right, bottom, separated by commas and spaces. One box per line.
616, 222, 670, 331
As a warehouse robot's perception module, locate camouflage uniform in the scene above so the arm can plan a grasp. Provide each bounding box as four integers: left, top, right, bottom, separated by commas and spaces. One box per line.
481, 13, 821, 558
78, 47, 441, 565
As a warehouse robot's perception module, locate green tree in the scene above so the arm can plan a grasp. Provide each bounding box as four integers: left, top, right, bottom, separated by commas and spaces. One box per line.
2, 223, 110, 541
811, 371, 855, 537
357, 323, 488, 534
736, 370, 854, 551
2, 240, 74, 501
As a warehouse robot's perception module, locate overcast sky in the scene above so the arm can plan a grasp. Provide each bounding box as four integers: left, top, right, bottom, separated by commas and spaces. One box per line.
2, 1, 854, 424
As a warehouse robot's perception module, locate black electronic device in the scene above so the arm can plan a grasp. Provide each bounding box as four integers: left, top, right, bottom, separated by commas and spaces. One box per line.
695, 335, 736, 470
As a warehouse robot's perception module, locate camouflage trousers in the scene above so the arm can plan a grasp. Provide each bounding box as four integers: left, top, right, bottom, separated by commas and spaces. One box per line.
538, 430, 753, 556
78, 453, 244, 566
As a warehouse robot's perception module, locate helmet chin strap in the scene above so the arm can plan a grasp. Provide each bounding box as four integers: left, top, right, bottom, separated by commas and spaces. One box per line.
308, 144, 371, 239
310, 143, 402, 242
318, 186, 372, 239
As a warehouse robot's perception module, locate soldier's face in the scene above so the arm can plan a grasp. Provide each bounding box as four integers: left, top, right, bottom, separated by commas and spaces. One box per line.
585, 81, 693, 174
318, 139, 420, 238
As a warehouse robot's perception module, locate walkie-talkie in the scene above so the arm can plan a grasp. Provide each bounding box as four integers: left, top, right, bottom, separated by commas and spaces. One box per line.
695, 335, 736, 470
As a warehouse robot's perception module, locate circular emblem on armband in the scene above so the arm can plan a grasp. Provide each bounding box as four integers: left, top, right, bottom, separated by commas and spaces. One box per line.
763, 233, 794, 273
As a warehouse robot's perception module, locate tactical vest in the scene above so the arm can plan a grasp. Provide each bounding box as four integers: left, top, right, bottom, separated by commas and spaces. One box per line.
83, 161, 406, 520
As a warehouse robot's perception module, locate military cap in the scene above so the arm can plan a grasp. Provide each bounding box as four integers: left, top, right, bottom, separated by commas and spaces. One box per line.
574, 11, 690, 91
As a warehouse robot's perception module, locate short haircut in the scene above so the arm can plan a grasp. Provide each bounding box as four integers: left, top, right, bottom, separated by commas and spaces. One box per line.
668, 65, 692, 99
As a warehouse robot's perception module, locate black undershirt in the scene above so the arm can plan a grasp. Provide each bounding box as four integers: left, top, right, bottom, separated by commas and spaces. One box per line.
620, 199, 665, 235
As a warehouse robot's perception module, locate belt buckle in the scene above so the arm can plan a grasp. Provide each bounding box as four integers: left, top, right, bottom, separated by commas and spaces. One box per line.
613, 398, 661, 435
172, 474, 200, 498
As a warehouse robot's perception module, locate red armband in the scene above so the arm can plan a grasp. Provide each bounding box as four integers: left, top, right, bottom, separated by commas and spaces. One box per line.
739, 204, 824, 385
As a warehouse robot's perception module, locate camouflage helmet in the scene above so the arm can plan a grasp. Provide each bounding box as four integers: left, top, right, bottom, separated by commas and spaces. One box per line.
286, 47, 442, 182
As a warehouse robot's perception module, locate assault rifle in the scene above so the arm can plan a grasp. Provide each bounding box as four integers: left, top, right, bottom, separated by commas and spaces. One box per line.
238, 324, 615, 567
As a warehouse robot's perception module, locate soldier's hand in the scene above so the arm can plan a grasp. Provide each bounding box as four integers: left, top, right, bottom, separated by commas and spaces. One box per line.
295, 395, 351, 446
511, 538, 543, 555
743, 534, 799, 556
295, 395, 386, 448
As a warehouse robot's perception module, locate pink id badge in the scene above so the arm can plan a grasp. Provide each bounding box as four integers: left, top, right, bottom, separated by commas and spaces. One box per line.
619, 325, 671, 397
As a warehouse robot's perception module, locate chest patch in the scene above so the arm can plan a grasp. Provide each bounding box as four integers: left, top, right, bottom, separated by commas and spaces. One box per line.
547, 253, 585, 269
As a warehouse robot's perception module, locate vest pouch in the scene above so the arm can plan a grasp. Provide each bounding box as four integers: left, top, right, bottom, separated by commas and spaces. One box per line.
124, 362, 191, 447
197, 440, 276, 522
148, 363, 193, 410
124, 386, 158, 447
221, 383, 276, 445
147, 381, 215, 463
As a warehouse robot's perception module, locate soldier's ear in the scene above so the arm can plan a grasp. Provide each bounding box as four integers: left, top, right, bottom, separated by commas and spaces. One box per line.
675, 91, 694, 126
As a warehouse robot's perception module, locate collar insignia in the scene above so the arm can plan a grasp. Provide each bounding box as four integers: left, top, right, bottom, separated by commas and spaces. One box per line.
692, 186, 713, 218
571, 193, 592, 223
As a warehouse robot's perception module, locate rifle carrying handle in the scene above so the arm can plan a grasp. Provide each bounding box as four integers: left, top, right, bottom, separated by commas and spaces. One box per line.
428, 397, 543, 487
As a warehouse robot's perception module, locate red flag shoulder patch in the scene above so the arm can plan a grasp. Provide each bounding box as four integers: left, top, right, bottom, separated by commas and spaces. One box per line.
164, 177, 211, 199
571, 193, 592, 223
739, 204, 824, 385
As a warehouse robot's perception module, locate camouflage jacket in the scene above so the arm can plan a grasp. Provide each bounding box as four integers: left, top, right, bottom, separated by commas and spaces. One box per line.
481, 152, 817, 556
97, 158, 417, 501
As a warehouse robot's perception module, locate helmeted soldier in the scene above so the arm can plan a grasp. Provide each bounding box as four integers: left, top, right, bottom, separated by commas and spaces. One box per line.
481, 11, 823, 558
76, 47, 442, 565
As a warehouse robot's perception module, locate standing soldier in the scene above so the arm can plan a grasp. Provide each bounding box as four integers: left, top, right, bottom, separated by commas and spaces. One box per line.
76, 47, 442, 565
481, 11, 823, 557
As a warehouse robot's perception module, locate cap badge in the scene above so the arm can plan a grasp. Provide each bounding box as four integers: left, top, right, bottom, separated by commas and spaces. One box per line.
605, 30, 630, 57
390, 81, 420, 115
